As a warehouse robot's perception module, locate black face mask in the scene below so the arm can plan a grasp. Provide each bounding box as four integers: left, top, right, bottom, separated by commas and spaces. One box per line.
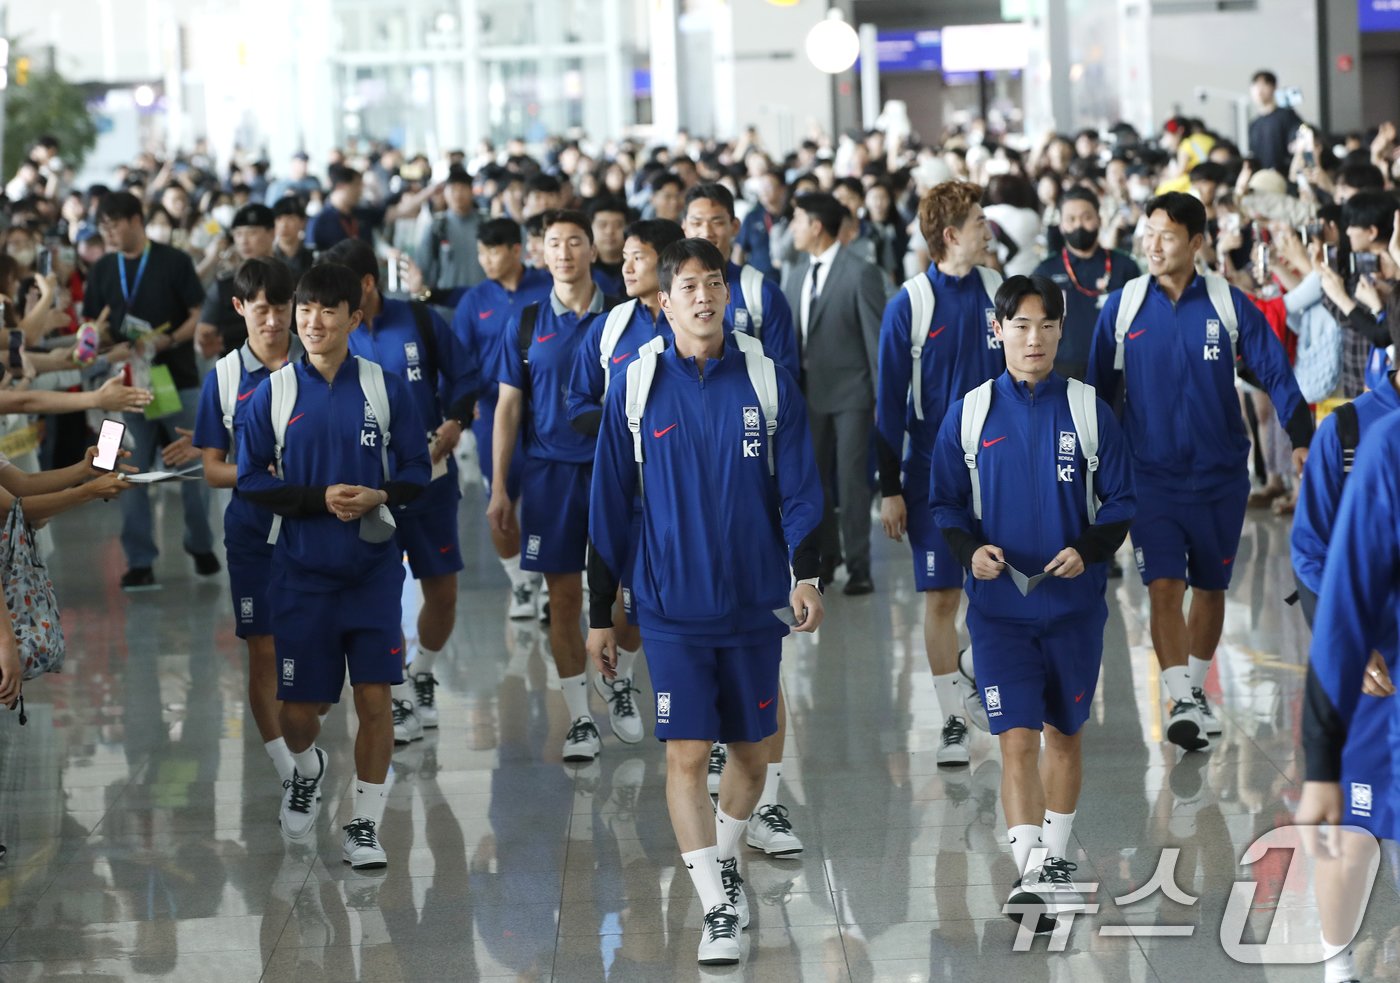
1063, 227, 1098, 251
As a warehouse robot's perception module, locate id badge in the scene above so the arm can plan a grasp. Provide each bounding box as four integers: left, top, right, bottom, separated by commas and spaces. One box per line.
121, 313, 154, 341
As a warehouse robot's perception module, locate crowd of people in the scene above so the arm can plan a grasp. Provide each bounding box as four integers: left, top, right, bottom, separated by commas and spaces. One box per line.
0, 65, 1393, 973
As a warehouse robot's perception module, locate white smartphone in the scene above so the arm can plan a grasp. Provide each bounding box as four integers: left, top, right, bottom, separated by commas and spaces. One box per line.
93, 419, 126, 472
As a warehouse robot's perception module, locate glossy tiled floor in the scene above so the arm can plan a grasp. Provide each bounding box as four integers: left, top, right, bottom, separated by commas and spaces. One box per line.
0, 483, 1396, 982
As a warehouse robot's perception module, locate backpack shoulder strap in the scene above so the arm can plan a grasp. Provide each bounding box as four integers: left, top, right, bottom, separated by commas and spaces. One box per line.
599, 299, 639, 395
215, 349, 243, 440
902, 273, 936, 421
266, 364, 299, 546
356, 356, 393, 480
958, 380, 995, 521
733, 331, 779, 475
1113, 275, 1152, 370
517, 303, 540, 365
1065, 378, 1101, 524
975, 266, 1004, 301
740, 265, 766, 336
1201, 272, 1240, 349
623, 336, 668, 494
1334, 401, 1361, 479
408, 300, 441, 380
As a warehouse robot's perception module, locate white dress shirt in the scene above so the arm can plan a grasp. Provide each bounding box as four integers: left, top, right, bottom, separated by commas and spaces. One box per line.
800, 240, 841, 352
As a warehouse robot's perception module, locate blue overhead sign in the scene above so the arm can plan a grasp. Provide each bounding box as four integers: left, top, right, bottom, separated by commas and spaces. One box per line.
1360, 0, 1400, 32
875, 30, 941, 73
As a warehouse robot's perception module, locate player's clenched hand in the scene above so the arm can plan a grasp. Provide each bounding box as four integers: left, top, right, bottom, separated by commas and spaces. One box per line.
587, 628, 618, 680
880, 494, 907, 542
971, 545, 1006, 581
791, 583, 823, 632
1044, 547, 1084, 579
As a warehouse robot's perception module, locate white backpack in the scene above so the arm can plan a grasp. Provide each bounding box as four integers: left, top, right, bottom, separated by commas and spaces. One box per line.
214, 349, 244, 442
733, 265, 766, 338
623, 333, 778, 493
902, 266, 1003, 420
264, 356, 392, 545
958, 377, 1103, 524
1112, 272, 1238, 370
598, 298, 640, 396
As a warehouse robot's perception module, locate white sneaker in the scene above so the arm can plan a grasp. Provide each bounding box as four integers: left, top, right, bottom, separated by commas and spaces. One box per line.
1167, 698, 1211, 752
410, 671, 439, 729
746, 803, 804, 856
537, 578, 551, 625
697, 903, 741, 965
602, 676, 644, 745
720, 857, 751, 928
957, 648, 991, 732
707, 743, 726, 795
508, 579, 535, 620
341, 818, 388, 869
936, 714, 971, 766
562, 716, 601, 761
1006, 857, 1084, 935
1192, 686, 1222, 736
279, 748, 326, 839
392, 698, 424, 745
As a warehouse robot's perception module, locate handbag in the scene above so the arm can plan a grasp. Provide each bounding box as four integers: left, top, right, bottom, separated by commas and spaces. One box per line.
0, 500, 66, 680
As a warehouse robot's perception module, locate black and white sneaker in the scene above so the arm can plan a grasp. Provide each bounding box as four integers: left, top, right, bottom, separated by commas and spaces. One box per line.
937, 714, 971, 767
1192, 686, 1222, 736
720, 857, 751, 928
508, 580, 535, 620
341, 818, 388, 869
410, 671, 438, 729
746, 803, 804, 856
602, 677, 644, 744
707, 743, 727, 795
392, 698, 424, 745
697, 903, 741, 965
279, 747, 326, 839
1167, 698, 1210, 752
562, 716, 601, 761
1006, 857, 1083, 934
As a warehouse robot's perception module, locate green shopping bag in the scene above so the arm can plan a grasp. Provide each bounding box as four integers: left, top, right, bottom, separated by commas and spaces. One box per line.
144, 363, 182, 419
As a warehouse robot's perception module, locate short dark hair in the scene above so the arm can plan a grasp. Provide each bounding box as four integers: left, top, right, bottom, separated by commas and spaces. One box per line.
832, 176, 864, 199
793, 192, 846, 239
524, 213, 548, 237
650, 172, 684, 194
444, 165, 471, 187
994, 274, 1066, 325
327, 164, 361, 190
1059, 186, 1101, 211
95, 191, 144, 224
525, 173, 562, 196
624, 219, 685, 256
682, 182, 736, 219
295, 262, 362, 312
271, 197, 305, 220
1338, 162, 1386, 193
542, 208, 593, 243
586, 195, 630, 222
658, 238, 726, 293
1342, 191, 1398, 241
232, 257, 295, 305
1251, 70, 1278, 87
1188, 161, 1228, 185
479, 217, 523, 248
318, 237, 379, 284
1144, 191, 1208, 240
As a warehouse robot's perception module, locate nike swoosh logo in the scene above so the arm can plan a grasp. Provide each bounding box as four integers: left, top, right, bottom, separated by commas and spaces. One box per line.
1222, 557, 1233, 566
981, 436, 1007, 448
653, 424, 678, 438
1074, 691, 1085, 703
390, 646, 402, 655
611, 352, 631, 364
536, 333, 557, 343
479, 310, 494, 320
928, 325, 947, 340
237, 390, 255, 402
1128, 329, 1148, 340
288, 413, 305, 425
758, 698, 774, 709
438, 546, 452, 554
685, 862, 695, 869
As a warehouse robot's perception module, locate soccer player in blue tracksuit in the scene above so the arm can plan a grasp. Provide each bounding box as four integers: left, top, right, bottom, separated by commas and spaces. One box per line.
1087, 191, 1313, 751
451, 218, 554, 618
877, 180, 1003, 766
488, 209, 618, 763
933, 274, 1135, 930
1299, 413, 1400, 983
238, 262, 430, 868
586, 238, 824, 965
321, 238, 481, 739
192, 258, 305, 795
681, 183, 800, 381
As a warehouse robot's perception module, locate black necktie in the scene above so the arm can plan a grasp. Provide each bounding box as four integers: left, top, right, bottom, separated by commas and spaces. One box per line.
807, 261, 822, 325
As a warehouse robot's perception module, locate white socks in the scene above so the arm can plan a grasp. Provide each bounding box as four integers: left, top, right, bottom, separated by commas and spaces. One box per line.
1042, 809, 1076, 860
1188, 655, 1211, 691
1322, 940, 1356, 983
1162, 665, 1193, 705
715, 808, 748, 862
758, 763, 782, 808
414, 644, 442, 676
354, 779, 389, 826
933, 671, 962, 722
682, 846, 726, 911
265, 737, 295, 784
291, 745, 322, 780
1009, 824, 1043, 876
615, 646, 637, 681
500, 552, 531, 587
560, 672, 592, 721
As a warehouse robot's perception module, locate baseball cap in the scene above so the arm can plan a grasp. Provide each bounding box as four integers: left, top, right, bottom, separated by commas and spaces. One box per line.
231, 203, 275, 229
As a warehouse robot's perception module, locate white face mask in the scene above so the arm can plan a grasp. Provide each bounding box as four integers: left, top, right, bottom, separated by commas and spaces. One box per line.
305, 199, 323, 218
147, 225, 172, 244
212, 204, 236, 228
7, 246, 35, 267
1129, 183, 1151, 203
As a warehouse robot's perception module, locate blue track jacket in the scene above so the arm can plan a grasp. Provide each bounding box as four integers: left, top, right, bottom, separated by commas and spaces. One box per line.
589, 340, 823, 644
931, 372, 1136, 624
725, 261, 800, 381
449, 267, 553, 412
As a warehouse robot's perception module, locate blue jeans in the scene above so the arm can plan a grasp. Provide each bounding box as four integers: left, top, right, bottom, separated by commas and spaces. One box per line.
120, 387, 213, 569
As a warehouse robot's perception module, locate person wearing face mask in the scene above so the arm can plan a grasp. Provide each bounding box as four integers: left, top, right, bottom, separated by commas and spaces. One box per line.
5, 228, 39, 273
144, 206, 177, 246
1034, 187, 1140, 381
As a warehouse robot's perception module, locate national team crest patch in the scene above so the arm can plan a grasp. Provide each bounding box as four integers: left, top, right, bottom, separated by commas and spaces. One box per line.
1352, 782, 1373, 815
363, 400, 378, 424
282, 658, 295, 682
240, 597, 254, 621
743, 406, 760, 434
734, 308, 751, 331
1058, 431, 1076, 456
1206, 320, 1220, 342
405, 341, 420, 361
657, 692, 671, 719
925, 551, 936, 575
984, 685, 1002, 713
526, 535, 541, 558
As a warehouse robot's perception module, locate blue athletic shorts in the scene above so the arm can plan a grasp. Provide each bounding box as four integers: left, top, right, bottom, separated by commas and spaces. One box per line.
397, 500, 465, 580
519, 457, 591, 573
473, 407, 524, 501
1341, 693, 1397, 838
226, 543, 273, 639
641, 632, 782, 744
907, 465, 964, 592
1131, 478, 1249, 591
965, 601, 1108, 736
272, 562, 405, 703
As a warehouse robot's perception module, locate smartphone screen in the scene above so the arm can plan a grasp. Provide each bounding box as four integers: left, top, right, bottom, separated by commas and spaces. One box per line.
7, 331, 22, 371
93, 419, 125, 472
36, 248, 53, 277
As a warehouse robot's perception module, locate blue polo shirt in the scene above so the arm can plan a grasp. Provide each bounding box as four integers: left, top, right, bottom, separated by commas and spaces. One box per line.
566, 299, 673, 426
451, 267, 555, 411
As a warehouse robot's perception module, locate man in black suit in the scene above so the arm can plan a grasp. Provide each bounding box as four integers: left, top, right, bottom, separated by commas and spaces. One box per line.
783, 193, 888, 595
